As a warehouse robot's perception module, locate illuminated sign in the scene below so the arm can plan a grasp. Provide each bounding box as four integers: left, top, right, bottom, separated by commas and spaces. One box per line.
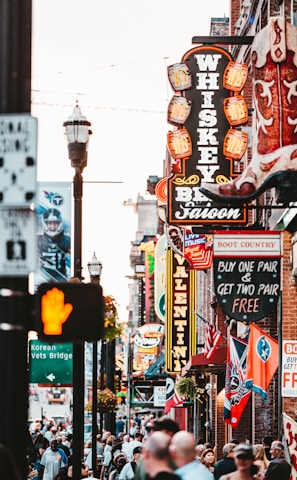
167, 128, 192, 160
36, 282, 104, 342
138, 240, 155, 323
168, 96, 192, 126
224, 96, 249, 126
165, 247, 196, 374
223, 61, 248, 91
168, 62, 192, 91
223, 128, 248, 160
167, 46, 248, 226
165, 224, 213, 270
134, 324, 165, 350
154, 235, 167, 322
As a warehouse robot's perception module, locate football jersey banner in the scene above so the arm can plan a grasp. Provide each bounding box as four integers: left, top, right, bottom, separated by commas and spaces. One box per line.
35, 182, 72, 288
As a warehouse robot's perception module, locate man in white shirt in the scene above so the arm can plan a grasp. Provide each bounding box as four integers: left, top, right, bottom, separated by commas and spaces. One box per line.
119, 447, 142, 480
40, 439, 66, 480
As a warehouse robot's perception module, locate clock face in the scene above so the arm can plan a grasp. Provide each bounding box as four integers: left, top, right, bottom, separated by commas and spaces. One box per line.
0, 115, 37, 206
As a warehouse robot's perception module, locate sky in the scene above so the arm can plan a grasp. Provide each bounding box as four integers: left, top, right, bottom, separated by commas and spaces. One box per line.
31, 0, 229, 320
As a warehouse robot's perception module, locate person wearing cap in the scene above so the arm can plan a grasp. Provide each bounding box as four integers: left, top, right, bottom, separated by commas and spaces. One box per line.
220, 443, 258, 480
264, 440, 291, 480
119, 446, 143, 480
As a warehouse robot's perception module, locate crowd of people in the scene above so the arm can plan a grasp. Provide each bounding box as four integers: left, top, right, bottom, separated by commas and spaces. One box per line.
0, 415, 292, 480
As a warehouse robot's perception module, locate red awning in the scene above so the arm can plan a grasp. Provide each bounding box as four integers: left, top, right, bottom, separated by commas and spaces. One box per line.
181, 346, 227, 376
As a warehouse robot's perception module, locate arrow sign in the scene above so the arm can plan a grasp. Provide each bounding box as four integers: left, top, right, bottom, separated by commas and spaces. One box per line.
29, 340, 73, 385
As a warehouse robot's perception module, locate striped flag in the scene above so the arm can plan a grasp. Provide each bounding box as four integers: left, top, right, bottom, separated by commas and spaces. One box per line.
245, 323, 278, 401
224, 336, 251, 429
165, 377, 183, 414
204, 323, 222, 359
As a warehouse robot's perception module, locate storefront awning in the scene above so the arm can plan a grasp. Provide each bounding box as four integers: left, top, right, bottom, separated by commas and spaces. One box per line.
181, 346, 227, 376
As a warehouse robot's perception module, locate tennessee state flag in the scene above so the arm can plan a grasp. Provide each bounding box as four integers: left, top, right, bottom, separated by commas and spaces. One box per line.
245, 323, 278, 401
224, 336, 251, 429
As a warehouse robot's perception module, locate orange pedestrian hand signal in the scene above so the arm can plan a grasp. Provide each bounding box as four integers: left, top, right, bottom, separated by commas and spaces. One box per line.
41, 287, 73, 335
36, 282, 104, 342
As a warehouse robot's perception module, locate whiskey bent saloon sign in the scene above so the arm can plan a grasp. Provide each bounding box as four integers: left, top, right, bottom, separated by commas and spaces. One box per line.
167, 45, 249, 226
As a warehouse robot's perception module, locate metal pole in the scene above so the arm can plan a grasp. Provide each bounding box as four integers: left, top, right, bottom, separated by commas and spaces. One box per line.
100, 340, 106, 434
193, 393, 197, 441
72, 169, 85, 480
92, 340, 98, 473
277, 292, 283, 439
64, 104, 91, 480
105, 340, 116, 434
89, 272, 101, 474
126, 333, 133, 435
0, 1, 32, 477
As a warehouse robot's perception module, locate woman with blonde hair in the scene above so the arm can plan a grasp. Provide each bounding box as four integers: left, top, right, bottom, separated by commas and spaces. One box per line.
253, 444, 269, 480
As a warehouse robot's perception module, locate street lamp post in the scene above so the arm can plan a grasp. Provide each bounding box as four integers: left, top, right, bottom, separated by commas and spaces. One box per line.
64, 103, 92, 480
88, 253, 103, 474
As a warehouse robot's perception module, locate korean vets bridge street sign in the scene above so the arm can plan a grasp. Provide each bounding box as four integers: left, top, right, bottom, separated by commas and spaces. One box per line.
29, 340, 73, 385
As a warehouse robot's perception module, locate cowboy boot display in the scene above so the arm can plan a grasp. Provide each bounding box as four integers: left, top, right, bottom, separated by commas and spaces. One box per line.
200, 17, 297, 204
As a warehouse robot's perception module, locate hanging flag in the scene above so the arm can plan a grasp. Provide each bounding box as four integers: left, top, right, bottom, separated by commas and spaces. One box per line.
224, 336, 251, 429
245, 323, 278, 401
165, 377, 183, 414
282, 413, 297, 478
204, 323, 222, 359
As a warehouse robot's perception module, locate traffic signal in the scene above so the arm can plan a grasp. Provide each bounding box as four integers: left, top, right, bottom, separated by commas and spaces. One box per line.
35, 282, 104, 342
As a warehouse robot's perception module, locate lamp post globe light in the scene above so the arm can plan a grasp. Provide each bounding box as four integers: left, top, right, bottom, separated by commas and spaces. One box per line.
63, 102, 92, 279
88, 252, 103, 282
88, 252, 103, 473
64, 103, 92, 480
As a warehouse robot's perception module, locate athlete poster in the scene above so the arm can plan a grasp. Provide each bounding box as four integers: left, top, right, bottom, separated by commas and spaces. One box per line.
34, 182, 72, 288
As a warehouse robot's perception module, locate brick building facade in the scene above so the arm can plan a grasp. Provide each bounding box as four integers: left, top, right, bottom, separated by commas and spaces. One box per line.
177, 0, 297, 459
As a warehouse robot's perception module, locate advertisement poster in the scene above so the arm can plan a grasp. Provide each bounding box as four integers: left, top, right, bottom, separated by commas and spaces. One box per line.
34, 182, 72, 288
282, 340, 297, 397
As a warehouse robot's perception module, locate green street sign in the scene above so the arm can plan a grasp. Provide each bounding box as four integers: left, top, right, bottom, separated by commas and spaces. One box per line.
29, 340, 73, 385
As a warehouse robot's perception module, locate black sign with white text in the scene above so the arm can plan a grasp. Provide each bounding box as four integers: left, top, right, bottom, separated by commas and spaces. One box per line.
167, 45, 247, 226
213, 257, 281, 323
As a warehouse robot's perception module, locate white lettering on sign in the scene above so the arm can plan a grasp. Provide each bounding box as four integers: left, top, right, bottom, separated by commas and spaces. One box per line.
174, 203, 242, 221
31, 344, 73, 361
193, 54, 222, 186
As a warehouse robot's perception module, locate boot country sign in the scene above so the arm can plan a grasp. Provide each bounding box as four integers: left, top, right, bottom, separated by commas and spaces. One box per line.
213, 231, 281, 323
